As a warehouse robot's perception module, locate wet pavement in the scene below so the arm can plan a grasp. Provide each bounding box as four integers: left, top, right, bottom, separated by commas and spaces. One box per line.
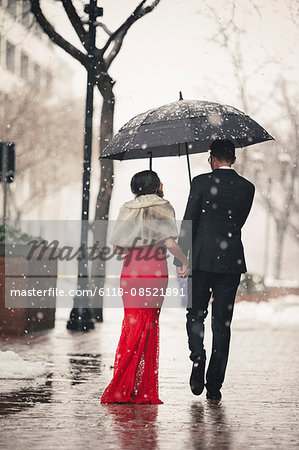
0, 304, 298, 449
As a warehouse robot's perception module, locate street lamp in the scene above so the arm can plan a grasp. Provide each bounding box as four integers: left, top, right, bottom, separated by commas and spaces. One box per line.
67, 0, 103, 331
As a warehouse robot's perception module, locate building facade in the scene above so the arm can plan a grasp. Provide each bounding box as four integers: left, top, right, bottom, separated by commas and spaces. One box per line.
0, 0, 70, 96
0, 0, 81, 225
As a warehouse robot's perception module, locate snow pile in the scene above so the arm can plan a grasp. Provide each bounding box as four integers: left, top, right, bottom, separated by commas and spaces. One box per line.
233, 295, 299, 326
0, 350, 47, 379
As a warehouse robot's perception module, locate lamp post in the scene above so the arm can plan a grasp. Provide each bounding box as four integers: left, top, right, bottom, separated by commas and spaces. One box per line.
67, 0, 103, 331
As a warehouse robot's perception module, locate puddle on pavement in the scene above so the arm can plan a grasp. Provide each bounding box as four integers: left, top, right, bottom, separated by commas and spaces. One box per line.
67, 352, 102, 385
0, 378, 53, 417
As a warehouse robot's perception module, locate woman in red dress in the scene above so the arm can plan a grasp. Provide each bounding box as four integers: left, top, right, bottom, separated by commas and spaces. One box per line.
100, 170, 190, 404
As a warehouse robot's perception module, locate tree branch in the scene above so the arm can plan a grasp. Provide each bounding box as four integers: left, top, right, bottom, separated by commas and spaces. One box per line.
289, 221, 299, 240
61, 0, 89, 50
257, 195, 290, 245
96, 22, 113, 36
30, 0, 88, 67
101, 0, 161, 67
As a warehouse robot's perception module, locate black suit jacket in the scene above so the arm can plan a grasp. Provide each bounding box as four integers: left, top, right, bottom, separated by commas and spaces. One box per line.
174, 168, 255, 273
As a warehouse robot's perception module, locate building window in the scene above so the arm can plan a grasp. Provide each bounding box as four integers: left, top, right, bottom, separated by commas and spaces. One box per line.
20, 52, 29, 81
7, 0, 17, 18
21, 0, 32, 28
33, 62, 41, 88
6, 41, 15, 73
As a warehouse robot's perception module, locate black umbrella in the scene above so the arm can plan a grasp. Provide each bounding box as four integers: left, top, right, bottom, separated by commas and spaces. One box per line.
100, 93, 274, 184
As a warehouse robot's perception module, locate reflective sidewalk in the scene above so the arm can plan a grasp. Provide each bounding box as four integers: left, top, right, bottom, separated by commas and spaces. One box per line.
0, 304, 298, 449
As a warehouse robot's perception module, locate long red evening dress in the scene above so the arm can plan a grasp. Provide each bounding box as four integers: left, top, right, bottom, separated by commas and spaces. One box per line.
101, 242, 168, 404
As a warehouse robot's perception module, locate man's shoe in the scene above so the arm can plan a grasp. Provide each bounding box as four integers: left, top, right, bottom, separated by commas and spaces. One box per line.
189, 359, 206, 395
206, 389, 222, 401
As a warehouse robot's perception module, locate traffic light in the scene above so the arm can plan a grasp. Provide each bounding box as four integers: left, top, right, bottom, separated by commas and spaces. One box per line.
0, 142, 15, 183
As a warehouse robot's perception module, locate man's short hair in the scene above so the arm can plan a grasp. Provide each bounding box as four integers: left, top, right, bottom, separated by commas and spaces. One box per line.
210, 139, 235, 163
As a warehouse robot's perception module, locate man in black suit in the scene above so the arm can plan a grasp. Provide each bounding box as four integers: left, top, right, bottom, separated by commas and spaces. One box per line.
174, 139, 255, 401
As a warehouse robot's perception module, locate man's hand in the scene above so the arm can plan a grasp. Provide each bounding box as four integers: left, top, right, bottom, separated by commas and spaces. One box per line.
176, 263, 190, 278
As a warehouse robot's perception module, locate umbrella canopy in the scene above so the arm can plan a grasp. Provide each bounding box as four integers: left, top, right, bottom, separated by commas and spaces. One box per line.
100, 97, 274, 183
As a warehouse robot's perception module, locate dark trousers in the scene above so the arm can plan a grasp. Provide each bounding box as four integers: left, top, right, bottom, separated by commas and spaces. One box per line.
186, 270, 241, 392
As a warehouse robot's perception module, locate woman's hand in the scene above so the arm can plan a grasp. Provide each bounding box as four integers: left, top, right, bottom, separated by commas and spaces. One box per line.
164, 237, 190, 277
176, 262, 190, 278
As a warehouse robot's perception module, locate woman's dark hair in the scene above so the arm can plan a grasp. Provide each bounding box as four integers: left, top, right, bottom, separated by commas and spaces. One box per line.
130, 170, 160, 197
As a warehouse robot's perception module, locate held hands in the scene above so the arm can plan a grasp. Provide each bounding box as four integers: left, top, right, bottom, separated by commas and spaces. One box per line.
176, 261, 191, 278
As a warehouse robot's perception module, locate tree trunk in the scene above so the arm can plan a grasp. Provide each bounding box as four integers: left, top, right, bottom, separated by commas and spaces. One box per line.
274, 221, 286, 280
90, 80, 115, 322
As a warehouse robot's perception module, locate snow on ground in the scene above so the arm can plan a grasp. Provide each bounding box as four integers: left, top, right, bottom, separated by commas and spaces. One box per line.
233, 295, 299, 327
0, 350, 47, 380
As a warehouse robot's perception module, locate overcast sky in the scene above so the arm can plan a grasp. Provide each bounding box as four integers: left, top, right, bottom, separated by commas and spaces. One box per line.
49, 0, 298, 129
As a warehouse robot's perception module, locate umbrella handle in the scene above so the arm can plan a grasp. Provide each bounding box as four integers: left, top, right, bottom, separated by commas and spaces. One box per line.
185, 143, 192, 185
148, 151, 152, 170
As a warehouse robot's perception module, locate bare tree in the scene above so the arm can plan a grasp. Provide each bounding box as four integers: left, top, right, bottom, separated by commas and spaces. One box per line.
202, 0, 299, 280
29, 0, 161, 318
202, 0, 270, 173
0, 88, 84, 220
256, 79, 299, 279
